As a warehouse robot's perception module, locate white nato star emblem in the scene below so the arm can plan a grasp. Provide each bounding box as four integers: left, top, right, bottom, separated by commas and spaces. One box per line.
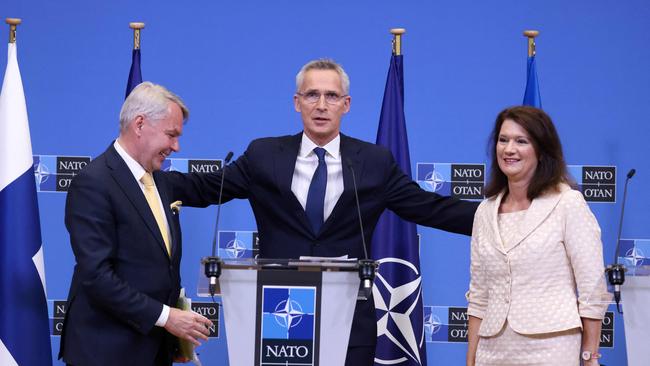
273, 298, 304, 330
373, 257, 424, 365
625, 247, 646, 266
424, 313, 441, 336
424, 170, 445, 192
34, 162, 50, 185
163, 161, 176, 172
225, 239, 246, 258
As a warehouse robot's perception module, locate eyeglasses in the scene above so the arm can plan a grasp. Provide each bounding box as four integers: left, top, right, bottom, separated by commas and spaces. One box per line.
297, 91, 348, 105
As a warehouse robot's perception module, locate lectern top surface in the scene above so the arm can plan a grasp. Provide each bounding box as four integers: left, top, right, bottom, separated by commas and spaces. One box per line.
201, 257, 367, 272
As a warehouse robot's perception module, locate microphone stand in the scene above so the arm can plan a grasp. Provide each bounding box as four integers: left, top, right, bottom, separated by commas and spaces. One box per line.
347, 160, 378, 300
606, 168, 635, 314
203, 152, 234, 300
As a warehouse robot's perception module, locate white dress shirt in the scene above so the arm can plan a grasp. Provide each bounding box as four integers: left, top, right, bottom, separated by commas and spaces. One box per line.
113, 139, 170, 327
291, 133, 344, 223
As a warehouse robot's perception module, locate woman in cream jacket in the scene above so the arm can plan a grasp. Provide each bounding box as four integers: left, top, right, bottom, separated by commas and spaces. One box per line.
466, 107, 609, 366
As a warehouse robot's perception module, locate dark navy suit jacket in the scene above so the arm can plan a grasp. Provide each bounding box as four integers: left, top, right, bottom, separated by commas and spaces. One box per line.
165, 132, 478, 347
60, 144, 185, 366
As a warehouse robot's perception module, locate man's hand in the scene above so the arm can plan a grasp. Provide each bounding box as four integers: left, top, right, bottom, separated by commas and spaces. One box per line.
164, 308, 212, 346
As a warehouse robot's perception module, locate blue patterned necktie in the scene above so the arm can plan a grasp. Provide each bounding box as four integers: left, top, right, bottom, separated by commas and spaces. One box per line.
305, 147, 327, 234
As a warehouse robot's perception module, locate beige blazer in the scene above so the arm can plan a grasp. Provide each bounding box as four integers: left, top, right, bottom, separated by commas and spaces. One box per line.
467, 183, 609, 337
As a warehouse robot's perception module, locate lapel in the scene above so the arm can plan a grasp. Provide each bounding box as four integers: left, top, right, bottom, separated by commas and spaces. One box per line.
319, 133, 364, 235
489, 185, 568, 254
273, 133, 314, 235
486, 193, 508, 255
105, 144, 171, 259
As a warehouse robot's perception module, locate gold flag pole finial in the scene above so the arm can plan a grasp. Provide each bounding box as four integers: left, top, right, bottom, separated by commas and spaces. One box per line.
129, 22, 145, 50
6, 18, 22, 44
523, 30, 539, 57
390, 28, 406, 56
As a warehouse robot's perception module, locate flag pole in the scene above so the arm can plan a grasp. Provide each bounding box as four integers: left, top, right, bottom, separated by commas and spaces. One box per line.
522, 30, 542, 107
125, 22, 144, 98
129, 22, 145, 50
523, 30, 539, 57
6, 18, 21, 44
390, 28, 405, 56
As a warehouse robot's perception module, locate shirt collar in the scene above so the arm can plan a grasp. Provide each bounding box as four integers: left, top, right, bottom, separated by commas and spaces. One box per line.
114, 139, 147, 182
299, 133, 340, 160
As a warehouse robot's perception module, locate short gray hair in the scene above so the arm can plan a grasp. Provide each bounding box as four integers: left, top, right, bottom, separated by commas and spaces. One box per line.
295, 59, 350, 94
119, 81, 189, 132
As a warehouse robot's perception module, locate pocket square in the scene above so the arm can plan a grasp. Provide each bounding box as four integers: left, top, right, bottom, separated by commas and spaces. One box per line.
170, 200, 183, 214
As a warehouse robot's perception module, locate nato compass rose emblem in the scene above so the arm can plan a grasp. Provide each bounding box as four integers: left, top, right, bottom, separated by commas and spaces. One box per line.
373, 257, 425, 365
164, 163, 179, 172
34, 161, 50, 186
161, 159, 181, 172
424, 170, 445, 192
273, 297, 304, 329
624, 247, 647, 267
424, 313, 441, 337
225, 239, 247, 258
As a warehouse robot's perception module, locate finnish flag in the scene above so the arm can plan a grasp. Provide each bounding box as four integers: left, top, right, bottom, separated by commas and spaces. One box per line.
0, 41, 53, 365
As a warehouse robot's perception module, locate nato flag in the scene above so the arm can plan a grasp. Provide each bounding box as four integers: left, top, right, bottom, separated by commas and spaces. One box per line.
523, 55, 542, 108
371, 54, 427, 366
125, 48, 142, 98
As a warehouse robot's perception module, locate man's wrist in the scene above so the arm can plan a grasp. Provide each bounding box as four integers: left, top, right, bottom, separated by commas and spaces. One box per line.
155, 304, 170, 327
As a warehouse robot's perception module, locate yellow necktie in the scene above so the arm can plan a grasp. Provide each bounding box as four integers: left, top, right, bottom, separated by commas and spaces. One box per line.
140, 172, 171, 256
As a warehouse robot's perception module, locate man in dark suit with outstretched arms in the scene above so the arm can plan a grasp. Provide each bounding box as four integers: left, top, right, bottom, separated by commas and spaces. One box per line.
164, 59, 479, 365
59, 82, 213, 366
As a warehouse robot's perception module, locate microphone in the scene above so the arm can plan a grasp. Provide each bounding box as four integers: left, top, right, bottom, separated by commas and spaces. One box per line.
204, 151, 234, 298
606, 168, 635, 313
346, 159, 378, 300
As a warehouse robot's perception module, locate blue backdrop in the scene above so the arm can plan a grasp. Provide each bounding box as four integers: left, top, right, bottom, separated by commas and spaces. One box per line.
3, 0, 649, 365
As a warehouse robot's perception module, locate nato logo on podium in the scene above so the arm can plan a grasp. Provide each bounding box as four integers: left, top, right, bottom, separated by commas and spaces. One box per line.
260, 286, 317, 366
